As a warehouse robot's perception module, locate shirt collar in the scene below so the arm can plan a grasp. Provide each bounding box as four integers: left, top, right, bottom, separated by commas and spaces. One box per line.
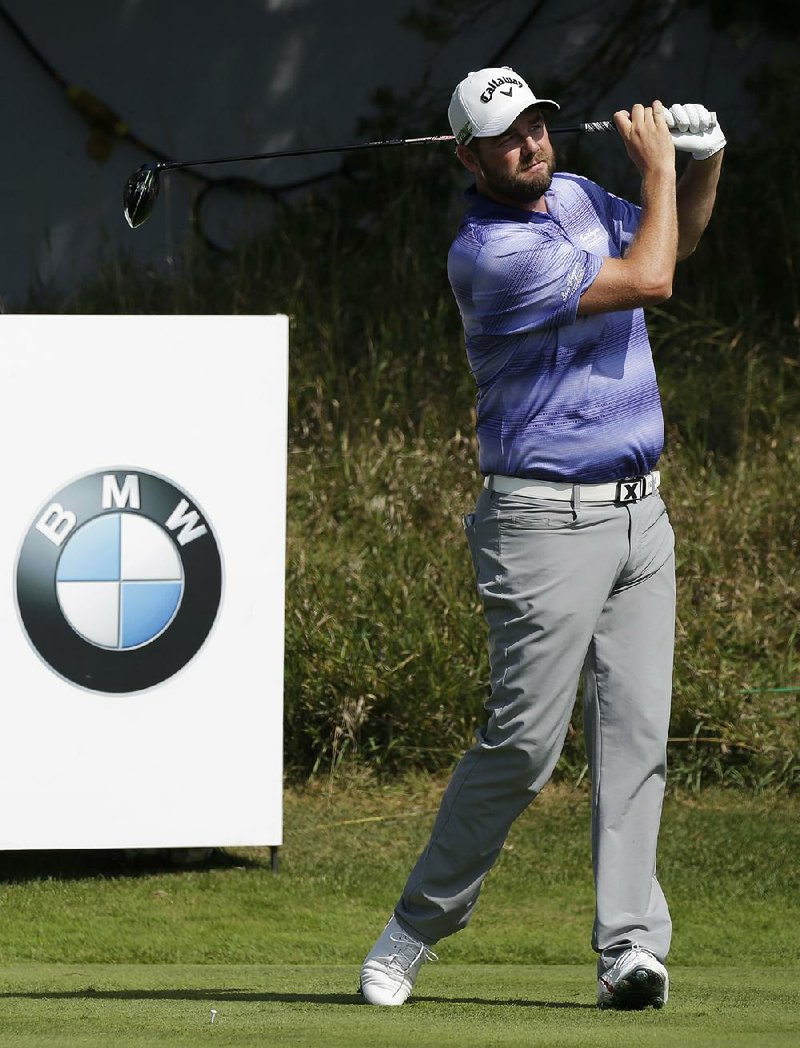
464, 182, 559, 223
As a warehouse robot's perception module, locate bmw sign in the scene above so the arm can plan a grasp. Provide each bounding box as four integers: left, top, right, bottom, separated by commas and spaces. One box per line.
16, 469, 223, 694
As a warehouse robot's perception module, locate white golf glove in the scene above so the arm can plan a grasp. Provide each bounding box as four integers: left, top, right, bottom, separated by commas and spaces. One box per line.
664, 103, 726, 160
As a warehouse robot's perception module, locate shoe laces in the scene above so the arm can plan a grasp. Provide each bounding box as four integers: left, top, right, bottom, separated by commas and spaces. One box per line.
608, 942, 660, 975
387, 932, 438, 973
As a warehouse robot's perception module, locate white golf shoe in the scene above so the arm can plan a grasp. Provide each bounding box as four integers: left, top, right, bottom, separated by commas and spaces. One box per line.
359, 916, 437, 1006
597, 944, 669, 1010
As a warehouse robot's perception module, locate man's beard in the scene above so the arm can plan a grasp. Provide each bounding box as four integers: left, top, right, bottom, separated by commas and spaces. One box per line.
482, 149, 556, 204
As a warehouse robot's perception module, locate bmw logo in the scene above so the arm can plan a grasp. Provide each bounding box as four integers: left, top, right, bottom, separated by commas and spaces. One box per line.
15, 469, 223, 693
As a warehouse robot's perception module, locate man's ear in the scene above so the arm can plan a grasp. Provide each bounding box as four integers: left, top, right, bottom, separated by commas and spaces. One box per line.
456, 143, 481, 175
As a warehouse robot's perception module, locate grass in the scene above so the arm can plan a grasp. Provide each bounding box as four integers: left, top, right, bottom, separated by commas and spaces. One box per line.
2, 779, 798, 967
0, 963, 797, 1047
283, 421, 800, 787
0, 779, 797, 1044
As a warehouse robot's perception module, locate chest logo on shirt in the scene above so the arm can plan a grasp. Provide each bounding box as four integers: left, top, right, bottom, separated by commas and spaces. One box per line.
579, 227, 606, 250
15, 468, 223, 694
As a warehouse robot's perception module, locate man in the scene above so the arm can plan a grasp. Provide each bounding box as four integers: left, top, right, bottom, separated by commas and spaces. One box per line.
360, 67, 724, 1010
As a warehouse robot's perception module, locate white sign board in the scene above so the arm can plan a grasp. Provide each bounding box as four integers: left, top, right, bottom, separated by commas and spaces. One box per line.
0, 314, 286, 850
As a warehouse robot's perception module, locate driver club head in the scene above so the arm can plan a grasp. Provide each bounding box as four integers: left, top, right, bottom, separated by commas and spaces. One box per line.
123, 163, 161, 228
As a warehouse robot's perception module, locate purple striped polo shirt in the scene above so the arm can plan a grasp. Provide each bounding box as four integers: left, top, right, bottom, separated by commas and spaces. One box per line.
447, 174, 664, 483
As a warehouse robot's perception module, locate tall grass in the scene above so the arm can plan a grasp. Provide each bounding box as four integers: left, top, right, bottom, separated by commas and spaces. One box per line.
25, 146, 800, 789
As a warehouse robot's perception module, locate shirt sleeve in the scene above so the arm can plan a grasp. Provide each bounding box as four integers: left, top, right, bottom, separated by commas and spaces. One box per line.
471, 231, 604, 336
604, 188, 641, 255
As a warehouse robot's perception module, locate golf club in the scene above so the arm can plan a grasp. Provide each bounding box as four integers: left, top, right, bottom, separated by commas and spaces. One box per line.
123, 122, 615, 229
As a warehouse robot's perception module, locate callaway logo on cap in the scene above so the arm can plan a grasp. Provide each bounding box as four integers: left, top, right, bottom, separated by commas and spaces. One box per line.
448, 66, 560, 145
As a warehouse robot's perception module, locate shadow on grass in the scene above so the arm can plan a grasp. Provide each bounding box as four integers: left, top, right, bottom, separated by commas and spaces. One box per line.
0, 848, 266, 883
416, 996, 595, 1009
0, 988, 594, 1009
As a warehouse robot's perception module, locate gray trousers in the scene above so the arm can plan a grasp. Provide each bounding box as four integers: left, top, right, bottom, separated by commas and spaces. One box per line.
395, 484, 675, 976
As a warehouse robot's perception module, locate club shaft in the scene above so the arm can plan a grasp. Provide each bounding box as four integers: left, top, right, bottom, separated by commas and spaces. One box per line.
158, 136, 453, 171
157, 122, 615, 173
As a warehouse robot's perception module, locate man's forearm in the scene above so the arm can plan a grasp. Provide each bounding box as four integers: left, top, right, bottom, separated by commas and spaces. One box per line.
578, 166, 677, 314
630, 167, 679, 297
676, 151, 724, 260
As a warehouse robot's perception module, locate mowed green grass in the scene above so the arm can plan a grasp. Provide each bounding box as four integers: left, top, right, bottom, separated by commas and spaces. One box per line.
0, 963, 797, 1048
0, 781, 797, 1046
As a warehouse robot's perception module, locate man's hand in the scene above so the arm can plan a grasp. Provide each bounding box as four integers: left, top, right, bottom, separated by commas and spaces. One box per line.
579, 101, 677, 315
613, 101, 676, 177
664, 103, 726, 160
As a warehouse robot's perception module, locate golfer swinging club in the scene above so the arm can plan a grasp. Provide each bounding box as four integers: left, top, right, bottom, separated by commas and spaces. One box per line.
360, 67, 725, 1009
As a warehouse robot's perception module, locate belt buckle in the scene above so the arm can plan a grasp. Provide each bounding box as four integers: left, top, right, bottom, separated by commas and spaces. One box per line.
616, 476, 646, 503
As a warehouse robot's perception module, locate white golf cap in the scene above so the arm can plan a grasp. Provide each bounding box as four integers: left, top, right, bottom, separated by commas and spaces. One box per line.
448, 67, 560, 145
